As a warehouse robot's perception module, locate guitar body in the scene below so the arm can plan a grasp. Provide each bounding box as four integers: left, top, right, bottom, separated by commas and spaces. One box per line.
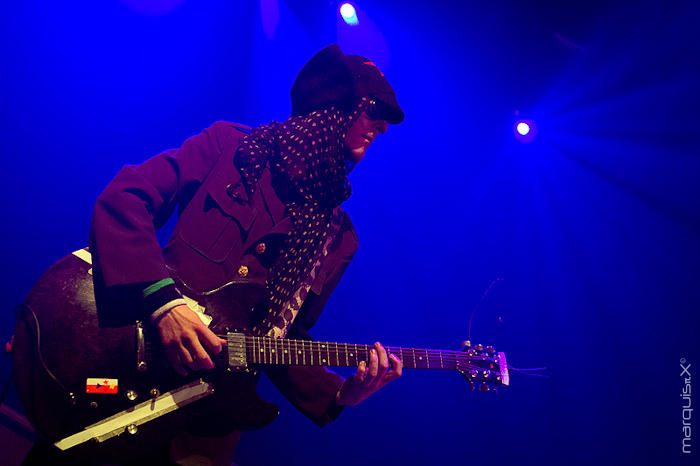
12, 252, 279, 462
12, 251, 511, 462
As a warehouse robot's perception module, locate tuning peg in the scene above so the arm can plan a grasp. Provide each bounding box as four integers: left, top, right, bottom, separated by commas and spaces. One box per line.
485, 345, 495, 352
469, 381, 475, 391
475, 343, 484, 351
461, 340, 471, 348
479, 383, 490, 392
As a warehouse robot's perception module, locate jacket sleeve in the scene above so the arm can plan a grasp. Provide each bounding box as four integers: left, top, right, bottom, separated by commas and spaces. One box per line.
264, 214, 358, 426
89, 122, 235, 325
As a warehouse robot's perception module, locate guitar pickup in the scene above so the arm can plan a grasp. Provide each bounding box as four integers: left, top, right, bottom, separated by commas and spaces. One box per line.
227, 332, 247, 371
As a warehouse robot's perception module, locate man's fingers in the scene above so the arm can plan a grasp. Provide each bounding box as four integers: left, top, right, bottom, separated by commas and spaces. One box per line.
376, 342, 389, 371
368, 348, 379, 380
198, 326, 224, 357
387, 353, 403, 380
179, 342, 196, 369
356, 360, 367, 382
184, 334, 214, 370
336, 344, 403, 407
371, 342, 390, 387
157, 305, 221, 374
165, 344, 187, 376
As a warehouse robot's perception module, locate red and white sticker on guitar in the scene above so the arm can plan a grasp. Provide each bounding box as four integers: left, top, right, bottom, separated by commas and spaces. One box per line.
86, 378, 118, 394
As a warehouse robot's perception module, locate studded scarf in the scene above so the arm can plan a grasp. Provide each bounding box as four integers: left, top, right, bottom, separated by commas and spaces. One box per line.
234, 98, 370, 336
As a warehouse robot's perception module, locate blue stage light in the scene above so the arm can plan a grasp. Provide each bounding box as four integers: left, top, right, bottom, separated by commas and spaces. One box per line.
340, 3, 358, 25
514, 119, 537, 143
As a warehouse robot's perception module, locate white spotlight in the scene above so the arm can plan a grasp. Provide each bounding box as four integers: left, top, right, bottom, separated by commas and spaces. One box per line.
340, 3, 358, 26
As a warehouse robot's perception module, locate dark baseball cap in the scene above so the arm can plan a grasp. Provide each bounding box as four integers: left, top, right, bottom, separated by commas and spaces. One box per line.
291, 44, 404, 124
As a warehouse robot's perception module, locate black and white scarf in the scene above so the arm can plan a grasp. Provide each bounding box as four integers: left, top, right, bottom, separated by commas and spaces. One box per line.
234, 98, 370, 336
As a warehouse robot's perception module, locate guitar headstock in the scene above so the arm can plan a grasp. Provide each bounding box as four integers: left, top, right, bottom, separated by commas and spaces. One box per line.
456, 341, 510, 391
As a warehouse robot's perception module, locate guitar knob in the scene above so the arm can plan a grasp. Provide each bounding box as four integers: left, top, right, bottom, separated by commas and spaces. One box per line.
126, 424, 138, 435
125, 390, 138, 402
461, 340, 471, 348
485, 345, 495, 352
475, 344, 484, 351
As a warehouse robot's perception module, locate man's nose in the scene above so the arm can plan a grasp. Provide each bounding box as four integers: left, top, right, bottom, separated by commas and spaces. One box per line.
374, 120, 388, 134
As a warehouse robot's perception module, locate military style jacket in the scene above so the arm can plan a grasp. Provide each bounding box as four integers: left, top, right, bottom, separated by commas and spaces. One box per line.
89, 121, 359, 426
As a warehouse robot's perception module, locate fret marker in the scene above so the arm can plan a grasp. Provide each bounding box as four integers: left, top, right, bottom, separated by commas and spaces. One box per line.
321, 345, 325, 348
419, 357, 423, 360
271, 350, 275, 353
322, 359, 326, 363
298, 351, 302, 354
350, 353, 353, 357
260, 349, 264, 352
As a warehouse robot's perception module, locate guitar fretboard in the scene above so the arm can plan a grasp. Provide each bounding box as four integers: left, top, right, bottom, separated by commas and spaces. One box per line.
244, 336, 462, 370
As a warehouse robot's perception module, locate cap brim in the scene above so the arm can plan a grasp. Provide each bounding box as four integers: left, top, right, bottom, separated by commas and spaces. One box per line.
374, 92, 404, 124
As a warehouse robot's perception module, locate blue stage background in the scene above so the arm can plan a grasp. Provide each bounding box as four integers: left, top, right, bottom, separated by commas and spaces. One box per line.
0, 1, 698, 464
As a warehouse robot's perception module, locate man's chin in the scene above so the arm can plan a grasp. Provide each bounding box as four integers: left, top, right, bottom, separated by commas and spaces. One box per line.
348, 147, 366, 163
345, 159, 357, 174
343, 146, 365, 164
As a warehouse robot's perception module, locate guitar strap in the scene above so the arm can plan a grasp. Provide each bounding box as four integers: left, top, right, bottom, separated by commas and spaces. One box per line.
253, 206, 343, 339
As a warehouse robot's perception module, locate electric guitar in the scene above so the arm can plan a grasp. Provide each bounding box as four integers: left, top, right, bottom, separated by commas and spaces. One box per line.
12, 249, 509, 462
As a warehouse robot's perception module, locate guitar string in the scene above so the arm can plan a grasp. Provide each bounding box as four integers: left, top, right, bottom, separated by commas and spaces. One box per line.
141, 353, 497, 377
142, 344, 493, 363
146, 347, 486, 363
143, 340, 495, 363
144, 334, 501, 364
146, 332, 497, 352
141, 347, 500, 380
142, 348, 497, 373
144, 337, 494, 357
142, 347, 492, 366
220, 335, 497, 359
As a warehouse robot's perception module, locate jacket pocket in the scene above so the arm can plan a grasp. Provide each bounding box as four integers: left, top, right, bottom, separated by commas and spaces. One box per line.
178, 175, 257, 263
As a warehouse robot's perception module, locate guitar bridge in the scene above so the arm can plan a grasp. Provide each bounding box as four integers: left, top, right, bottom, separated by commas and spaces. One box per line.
227, 332, 247, 371
54, 379, 214, 451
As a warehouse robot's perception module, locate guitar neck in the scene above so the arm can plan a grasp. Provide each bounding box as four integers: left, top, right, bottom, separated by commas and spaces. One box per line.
243, 336, 461, 370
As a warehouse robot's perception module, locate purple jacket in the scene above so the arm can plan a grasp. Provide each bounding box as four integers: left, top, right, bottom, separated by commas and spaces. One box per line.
89, 121, 359, 426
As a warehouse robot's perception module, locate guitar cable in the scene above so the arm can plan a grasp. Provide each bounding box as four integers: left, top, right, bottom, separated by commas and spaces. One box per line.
15, 303, 73, 400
